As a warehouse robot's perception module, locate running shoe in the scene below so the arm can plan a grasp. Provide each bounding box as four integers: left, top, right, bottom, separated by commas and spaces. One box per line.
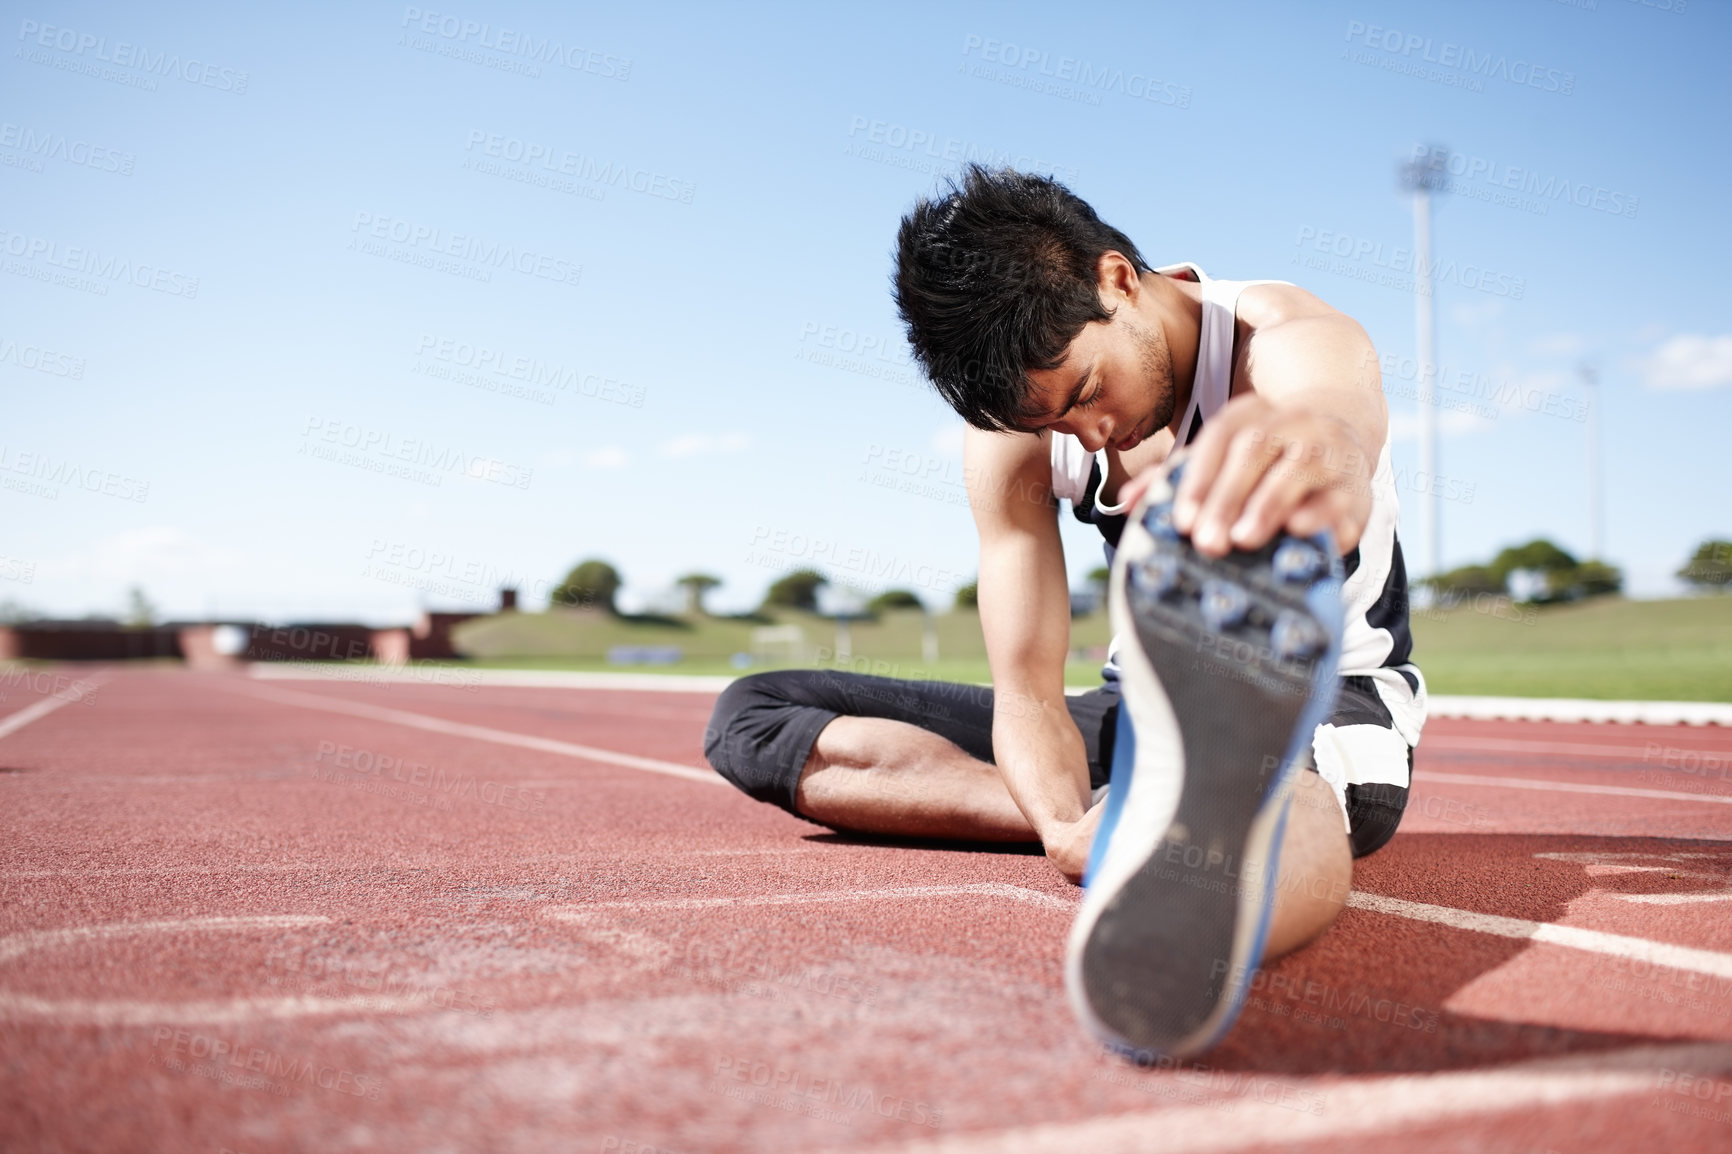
1065, 460, 1344, 1057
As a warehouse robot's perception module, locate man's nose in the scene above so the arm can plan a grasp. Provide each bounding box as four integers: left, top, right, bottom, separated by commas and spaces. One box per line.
1072, 416, 1112, 453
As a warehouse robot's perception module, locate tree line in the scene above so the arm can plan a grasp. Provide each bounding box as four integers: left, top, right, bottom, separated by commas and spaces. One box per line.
546, 536, 1731, 622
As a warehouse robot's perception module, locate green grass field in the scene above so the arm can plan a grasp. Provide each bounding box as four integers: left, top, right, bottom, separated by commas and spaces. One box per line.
1408, 594, 1732, 702
449, 596, 1732, 702
453, 606, 1113, 688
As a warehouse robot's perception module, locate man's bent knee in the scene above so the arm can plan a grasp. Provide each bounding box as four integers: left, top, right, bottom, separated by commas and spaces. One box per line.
1346, 782, 1409, 858
703, 671, 840, 814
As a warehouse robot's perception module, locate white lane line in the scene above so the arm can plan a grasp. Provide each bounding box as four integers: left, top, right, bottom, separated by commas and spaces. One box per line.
0, 989, 446, 1026
0, 863, 426, 879
1346, 891, 1732, 980
0, 915, 328, 966
244, 674, 1732, 724
225, 682, 723, 786
1422, 735, 1695, 759
1418, 770, 1732, 805
0, 676, 104, 742
683, 847, 827, 857
249, 663, 735, 693
1430, 695, 1732, 727
1531, 851, 1728, 885
0, 915, 471, 1025
553, 883, 1732, 982
543, 883, 1078, 919
1614, 892, 1732, 905
1535, 851, 1727, 865
821, 1041, 1732, 1154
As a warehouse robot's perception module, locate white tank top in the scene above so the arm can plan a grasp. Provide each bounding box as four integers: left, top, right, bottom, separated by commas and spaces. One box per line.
1049, 263, 1425, 747
1050, 263, 1283, 509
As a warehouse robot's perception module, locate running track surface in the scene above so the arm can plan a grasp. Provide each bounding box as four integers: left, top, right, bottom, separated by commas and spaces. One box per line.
3, 668, 1731, 1154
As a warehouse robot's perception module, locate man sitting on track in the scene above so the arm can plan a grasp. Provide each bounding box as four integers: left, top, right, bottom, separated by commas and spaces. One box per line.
703, 166, 1425, 1056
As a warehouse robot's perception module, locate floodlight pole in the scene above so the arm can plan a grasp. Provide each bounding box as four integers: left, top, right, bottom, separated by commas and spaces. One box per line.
1414, 189, 1437, 581
1580, 363, 1603, 560
1399, 146, 1450, 581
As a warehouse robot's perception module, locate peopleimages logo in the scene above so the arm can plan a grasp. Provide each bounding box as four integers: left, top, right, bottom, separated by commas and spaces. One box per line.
15, 19, 249, 93
348, 212, 582, 288
0, 123, 134, 175
299, 417, 534, 490
0, 335, 85, 379
844, 116, 1082, 183
399, 7, 630, 79
1292, 225, 1526, 300
0, 227, 199, 298
463, 130, 694, 204
150, 1028, 381, 1098
745, 525, 965, 595
960, 34, 1192, 108
1407, 145, 1638, 220
1343, 21, 1574, 95
0, 444, 148, 502
414, 335, 646, 408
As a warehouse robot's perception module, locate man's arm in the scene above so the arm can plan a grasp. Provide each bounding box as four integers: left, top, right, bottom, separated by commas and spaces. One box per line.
1123, 284, 1388, 557
964, 425, 1095, 878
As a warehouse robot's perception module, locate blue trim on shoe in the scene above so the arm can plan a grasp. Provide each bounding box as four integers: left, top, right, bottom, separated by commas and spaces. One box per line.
1082, 704, 1137, 888
1199, 529, 1346, 1050
1203, 779, 1294, 1052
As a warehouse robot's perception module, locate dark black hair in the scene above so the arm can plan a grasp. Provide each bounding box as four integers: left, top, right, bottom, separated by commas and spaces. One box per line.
893, 165, 1151, 432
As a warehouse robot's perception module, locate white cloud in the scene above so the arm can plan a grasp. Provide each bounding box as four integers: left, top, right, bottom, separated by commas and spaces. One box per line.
657, 432, 749, 459
1528, 332, 1586, 358
1387, 409, 1496, 442
1637, 334, 1732, 391
584, 447, 631, 469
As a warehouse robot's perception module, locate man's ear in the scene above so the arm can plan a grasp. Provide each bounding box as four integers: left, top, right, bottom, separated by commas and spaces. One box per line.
1097, 251, 1139, 310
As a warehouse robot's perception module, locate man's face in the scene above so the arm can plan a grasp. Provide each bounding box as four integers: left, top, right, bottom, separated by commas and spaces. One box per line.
1020, 309, 1175, 452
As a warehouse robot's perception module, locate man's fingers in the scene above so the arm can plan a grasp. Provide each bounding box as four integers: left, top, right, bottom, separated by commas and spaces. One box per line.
1287, 488, 1365, 555
1171, 409, 1247, 533
1117, 470, 1156, 515
1162, 398, 1373, 558
1191, 428, 1282, 556
1118, 449, 1184, 514
1229, 454, 1314, 550
1228, 429, 1350, 548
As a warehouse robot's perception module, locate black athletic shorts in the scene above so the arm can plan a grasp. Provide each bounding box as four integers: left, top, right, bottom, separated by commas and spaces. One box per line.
704, 669, 1411, 858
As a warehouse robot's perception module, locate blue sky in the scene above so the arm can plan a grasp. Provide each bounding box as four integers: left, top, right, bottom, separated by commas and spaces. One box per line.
4, 0, 1728, 622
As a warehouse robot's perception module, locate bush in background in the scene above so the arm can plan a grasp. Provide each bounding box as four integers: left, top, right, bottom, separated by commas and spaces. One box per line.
551, 559, 623, 613
1679, 540, 1732, 591
763, 568, 827, 612
1423, 538, 1622, 605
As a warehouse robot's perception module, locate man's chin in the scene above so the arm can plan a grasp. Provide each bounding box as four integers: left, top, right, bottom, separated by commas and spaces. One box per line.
1147, 399, 1175, 438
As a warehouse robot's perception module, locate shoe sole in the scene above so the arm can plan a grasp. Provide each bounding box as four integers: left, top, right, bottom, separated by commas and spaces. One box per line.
1065, 463, 1344, 1058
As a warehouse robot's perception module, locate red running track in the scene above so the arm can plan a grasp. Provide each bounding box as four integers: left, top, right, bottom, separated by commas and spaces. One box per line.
2, 667, 1731, 1153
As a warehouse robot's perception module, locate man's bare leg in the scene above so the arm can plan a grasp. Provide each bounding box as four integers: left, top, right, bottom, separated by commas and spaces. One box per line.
793, 714, 1352, 956
794, 716, 1037, 841
1260, 767, 1352, 959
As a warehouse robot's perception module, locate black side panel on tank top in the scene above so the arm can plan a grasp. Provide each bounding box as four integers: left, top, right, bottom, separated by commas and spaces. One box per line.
1070, 412, 1207, 549
1345, 537, 1420, 692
